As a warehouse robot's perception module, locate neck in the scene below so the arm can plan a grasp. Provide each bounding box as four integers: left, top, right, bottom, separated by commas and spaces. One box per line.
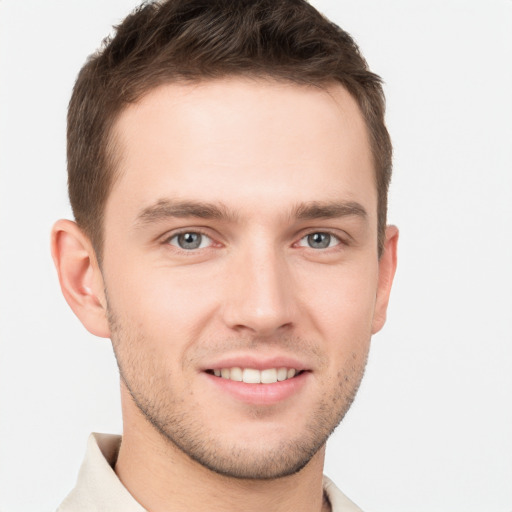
115, 408, 329, 512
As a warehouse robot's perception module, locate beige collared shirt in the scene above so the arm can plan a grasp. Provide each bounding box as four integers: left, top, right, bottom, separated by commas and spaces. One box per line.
57, 433, 363, 512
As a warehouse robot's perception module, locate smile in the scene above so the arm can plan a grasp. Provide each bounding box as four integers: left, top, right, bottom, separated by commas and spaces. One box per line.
207, 367, 302, 384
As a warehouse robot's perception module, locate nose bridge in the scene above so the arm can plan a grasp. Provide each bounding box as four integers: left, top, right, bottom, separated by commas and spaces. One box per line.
223, 237, 295, 335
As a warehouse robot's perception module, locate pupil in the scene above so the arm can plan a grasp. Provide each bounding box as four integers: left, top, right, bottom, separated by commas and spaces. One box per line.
308, 232, 330, 249
179, 233, 201, 249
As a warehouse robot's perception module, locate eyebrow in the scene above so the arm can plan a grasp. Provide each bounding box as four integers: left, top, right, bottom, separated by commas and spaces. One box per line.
134, 198, 367, 227
135, 199, 238, 226
292, 201, 368, 221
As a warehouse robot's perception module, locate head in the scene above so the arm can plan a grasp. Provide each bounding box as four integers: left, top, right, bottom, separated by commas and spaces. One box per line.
53, 0, 398, 480
67, 0, 392, 259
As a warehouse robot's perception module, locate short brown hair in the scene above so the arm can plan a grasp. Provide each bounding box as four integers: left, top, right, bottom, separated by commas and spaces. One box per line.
67, 0, 392, 256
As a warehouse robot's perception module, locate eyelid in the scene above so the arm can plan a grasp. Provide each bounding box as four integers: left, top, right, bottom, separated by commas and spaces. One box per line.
169, 232, 212, 250
297, 232, 340, 248
294, 229, 350, 248
161, 227, 220, 250
158, 226, 350, 251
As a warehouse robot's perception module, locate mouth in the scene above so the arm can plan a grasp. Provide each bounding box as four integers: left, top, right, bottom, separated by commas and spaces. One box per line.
205, 367, 305, 384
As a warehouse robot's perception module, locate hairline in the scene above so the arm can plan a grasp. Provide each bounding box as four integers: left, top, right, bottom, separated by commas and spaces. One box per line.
89, 73, 382, 262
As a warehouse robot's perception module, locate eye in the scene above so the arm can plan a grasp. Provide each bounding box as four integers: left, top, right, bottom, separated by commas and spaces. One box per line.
298, 232, 340, 249
168, 232, 213, 250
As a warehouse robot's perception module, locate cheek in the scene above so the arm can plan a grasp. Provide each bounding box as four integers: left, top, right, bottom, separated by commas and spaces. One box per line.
297, 259, 378, 347
104, 257, 222, 345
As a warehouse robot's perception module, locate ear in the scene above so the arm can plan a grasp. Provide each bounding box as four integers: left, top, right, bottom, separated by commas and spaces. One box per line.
51, 219, 111, 338
372, 225, 399, 334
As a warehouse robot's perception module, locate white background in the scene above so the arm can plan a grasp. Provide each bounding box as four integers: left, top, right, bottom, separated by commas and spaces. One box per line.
0, 1, 511, 511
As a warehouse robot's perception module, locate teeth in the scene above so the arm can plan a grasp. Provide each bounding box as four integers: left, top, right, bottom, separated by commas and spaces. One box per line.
213, 367, 300, 384
230, 367, 243, 382
261, 368, 277, 384
243, 368, 261, 384
277, 367, 288, 381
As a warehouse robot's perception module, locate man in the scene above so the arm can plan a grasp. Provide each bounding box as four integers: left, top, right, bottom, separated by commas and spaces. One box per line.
51, 0, 398, 510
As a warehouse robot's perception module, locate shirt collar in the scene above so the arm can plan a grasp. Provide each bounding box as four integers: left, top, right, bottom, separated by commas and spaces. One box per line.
57, 433, 146, 512
58, 432, 362, 512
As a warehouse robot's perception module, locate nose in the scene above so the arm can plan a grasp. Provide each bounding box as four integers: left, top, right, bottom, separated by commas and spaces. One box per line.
221, 244, 297, 337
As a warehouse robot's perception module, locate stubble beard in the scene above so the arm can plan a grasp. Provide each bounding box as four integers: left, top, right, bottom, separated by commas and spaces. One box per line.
108, 307, 369, 480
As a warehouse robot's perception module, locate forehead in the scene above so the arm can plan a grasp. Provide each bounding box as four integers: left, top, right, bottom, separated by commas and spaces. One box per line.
107, 78, 376, 224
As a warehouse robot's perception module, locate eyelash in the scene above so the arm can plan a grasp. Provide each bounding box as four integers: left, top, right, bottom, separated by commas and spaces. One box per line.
296, 231, 344, 249
163, 229, 218, 252
162, 229, 348, 253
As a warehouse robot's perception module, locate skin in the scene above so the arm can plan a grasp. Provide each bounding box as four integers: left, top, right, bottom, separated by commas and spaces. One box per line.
52, 78, 398, 512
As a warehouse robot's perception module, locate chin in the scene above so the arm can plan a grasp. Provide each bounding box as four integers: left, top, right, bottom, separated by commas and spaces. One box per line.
164, 432, 328, 480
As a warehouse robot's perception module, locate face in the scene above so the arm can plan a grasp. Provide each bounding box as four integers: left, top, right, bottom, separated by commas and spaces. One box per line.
100, 78, 393, 479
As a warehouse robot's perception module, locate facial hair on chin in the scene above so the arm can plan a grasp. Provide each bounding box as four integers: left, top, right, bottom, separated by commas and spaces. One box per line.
107, 301, 370, 480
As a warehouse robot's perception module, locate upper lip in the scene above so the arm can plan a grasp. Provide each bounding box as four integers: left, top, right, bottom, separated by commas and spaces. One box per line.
201, 354, 310, 372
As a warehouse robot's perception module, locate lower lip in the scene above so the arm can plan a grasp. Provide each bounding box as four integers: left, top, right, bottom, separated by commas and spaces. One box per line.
203, 371, 309, 405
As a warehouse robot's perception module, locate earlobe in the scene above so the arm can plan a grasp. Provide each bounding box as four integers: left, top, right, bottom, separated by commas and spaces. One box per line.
372, 225, 399, 334
51, 219, 111, 338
